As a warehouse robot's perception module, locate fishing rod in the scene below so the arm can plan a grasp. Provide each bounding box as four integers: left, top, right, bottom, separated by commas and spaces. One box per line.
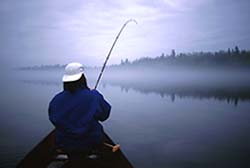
94, 19, 137, 89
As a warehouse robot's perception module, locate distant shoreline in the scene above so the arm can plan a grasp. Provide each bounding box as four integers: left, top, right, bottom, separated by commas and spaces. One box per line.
17, 46, 250, 71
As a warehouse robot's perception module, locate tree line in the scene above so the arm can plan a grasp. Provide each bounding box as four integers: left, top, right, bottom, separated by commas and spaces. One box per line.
118, 46, 250, 69
18, 46, 250, 70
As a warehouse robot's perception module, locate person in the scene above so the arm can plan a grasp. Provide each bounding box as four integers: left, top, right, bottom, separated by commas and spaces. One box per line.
48, 62, 111, 158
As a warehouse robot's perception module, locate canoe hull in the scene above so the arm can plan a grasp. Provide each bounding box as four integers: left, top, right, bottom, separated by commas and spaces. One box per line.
17, 130, 133, 168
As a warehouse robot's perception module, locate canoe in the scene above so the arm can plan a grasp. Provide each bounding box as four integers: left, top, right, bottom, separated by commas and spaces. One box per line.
17, 130, 134, 168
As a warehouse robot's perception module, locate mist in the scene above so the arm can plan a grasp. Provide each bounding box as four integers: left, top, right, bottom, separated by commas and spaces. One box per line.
16, 64, 250, 105
1, 0, 250, 167
8, 64, 249, 167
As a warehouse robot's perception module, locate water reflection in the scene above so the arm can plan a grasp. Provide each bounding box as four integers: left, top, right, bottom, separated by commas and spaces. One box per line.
20, 78, 250, 106
21, 79, 60, 86
103, 81, 250, 106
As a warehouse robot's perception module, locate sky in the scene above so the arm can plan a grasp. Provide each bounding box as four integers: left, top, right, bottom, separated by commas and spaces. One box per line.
0, 0, 250, 67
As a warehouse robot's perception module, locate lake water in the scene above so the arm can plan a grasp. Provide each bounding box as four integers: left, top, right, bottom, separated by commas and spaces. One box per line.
1, 69, 250, 168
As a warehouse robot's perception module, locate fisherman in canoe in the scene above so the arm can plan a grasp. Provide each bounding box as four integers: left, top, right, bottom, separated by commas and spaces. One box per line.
48, 62, 111, 163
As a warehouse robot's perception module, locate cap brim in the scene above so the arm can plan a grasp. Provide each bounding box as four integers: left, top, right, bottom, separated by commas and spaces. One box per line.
62, 73, 82, 82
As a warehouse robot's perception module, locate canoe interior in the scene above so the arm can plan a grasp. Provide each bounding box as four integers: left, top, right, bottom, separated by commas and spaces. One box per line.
17, 130, 133, 168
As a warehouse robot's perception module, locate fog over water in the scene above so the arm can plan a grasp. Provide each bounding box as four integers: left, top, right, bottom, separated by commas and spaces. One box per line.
103, 67, 250, 104
20, 67, 250, 104
0, 67, 250, 168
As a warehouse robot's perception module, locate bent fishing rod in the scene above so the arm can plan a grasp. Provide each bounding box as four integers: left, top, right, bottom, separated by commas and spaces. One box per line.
94, 19, 137, 89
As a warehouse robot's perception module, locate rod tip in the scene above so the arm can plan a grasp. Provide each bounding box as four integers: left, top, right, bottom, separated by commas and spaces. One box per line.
130, 19, 138, 24
126, 19, 138, 25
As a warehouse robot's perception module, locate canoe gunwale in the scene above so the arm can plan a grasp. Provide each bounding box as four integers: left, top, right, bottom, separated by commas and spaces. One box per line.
17, 130, 133, 168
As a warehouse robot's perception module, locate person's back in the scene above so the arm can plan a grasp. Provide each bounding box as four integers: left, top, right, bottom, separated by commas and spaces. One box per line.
48, 62, 111, 153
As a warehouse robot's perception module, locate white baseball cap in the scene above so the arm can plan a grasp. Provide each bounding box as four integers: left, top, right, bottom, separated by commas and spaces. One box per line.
62, 62, 84, 82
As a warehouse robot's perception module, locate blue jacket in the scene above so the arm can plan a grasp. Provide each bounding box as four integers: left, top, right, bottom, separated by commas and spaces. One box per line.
48, 89, 111, 151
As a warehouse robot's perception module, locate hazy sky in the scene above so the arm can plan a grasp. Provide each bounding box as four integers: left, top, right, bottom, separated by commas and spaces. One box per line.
0, 0, 250, 67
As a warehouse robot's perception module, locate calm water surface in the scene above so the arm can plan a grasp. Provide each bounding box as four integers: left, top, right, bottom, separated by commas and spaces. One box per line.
0, 70, 250, 168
